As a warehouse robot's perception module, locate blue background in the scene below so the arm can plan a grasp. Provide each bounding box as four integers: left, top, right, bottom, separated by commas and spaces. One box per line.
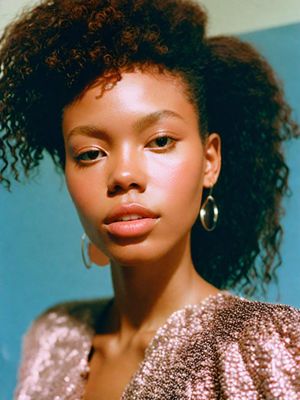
1, 23, 300, 399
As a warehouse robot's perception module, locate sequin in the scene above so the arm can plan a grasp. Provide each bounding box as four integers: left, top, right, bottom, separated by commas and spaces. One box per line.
14, 292, 300, 399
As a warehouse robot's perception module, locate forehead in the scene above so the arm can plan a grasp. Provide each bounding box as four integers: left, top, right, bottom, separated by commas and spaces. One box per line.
62, 70, 198, 133
68, 69, 191, 108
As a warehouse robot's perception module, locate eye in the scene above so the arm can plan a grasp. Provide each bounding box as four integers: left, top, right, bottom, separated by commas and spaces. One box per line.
147, 135, 175, 149
75, 149, 106, 163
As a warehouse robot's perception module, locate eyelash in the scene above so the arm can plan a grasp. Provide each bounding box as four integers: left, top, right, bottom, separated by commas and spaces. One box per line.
147, 135, 175, 150
75, 149, 106, 161
73, 135, 176, 166
74, 148, 107, 166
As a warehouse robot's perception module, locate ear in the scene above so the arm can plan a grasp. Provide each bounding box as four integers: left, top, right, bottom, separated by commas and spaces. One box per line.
202, 133, 221, 188
88, 243, 110, 267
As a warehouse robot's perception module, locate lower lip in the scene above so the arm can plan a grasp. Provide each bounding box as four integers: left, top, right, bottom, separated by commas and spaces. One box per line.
105, 218, 158, 238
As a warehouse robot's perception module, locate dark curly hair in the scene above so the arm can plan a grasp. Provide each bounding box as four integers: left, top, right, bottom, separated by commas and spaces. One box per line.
0, 0, 298, 296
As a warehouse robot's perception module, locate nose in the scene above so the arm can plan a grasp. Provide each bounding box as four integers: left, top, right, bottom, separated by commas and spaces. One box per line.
107, 145, 147, 196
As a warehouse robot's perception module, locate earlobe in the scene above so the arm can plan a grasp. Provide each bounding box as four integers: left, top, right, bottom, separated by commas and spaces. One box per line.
203, 133, 221, 188
89, 242, 110, 266
81, 233, 110, 268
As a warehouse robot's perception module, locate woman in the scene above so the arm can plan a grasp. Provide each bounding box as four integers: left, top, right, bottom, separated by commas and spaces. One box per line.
1, 0, 300, 398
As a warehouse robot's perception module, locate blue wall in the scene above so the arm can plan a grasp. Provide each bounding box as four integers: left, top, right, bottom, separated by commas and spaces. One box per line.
1, 22, 300, 399
240, 23, 300, 305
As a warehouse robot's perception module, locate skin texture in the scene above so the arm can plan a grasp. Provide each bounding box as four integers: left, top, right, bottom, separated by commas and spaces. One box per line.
63, 70, 221, 399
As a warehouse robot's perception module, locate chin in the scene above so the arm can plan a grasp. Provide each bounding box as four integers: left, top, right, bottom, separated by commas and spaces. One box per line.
108, 242, 168, 267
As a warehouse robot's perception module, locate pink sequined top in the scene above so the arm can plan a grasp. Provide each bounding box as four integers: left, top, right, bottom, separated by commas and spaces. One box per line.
15, 292, 300, 399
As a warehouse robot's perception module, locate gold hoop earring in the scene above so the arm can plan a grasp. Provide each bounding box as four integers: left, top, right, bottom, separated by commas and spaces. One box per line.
200, 187, 219, 232
81, 233, 92, 269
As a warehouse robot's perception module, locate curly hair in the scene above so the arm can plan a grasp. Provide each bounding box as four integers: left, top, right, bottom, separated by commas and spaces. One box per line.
0, 0, 298, 296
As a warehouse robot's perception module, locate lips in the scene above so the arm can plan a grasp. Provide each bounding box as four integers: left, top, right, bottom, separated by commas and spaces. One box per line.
104, 203, 158, 224
103, 203, 159, 238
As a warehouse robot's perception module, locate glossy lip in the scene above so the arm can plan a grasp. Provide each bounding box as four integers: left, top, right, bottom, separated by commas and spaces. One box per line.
103, 203, 159, 238
104, 203, 159, 224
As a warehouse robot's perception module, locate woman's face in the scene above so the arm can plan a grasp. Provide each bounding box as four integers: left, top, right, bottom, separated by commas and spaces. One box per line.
63, 70, 221, 266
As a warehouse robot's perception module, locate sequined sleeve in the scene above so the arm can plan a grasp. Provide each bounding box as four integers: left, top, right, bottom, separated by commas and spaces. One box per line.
188, 296, 300, 399
14, 300, 103, 400
14, 312, 48, 397
122, 293, 300, 400
229, 301, 300, 398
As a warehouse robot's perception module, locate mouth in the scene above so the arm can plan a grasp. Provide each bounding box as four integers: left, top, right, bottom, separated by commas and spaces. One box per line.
104, 203, 159, 238
113, 214, 146, 222
104, 203, 158, 224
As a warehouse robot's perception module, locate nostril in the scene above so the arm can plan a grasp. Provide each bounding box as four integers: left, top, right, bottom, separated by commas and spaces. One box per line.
108, 184, 122, 196
107, 182, 140, 196
107, 160, 147, 195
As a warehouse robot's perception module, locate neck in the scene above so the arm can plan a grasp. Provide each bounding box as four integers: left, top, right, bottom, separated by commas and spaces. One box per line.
108, 237, 219, 335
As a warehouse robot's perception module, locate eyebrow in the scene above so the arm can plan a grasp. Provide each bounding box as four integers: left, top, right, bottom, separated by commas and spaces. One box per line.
67, 125, 106, 140
132, 109, 184, 132
66, 109, 184, 139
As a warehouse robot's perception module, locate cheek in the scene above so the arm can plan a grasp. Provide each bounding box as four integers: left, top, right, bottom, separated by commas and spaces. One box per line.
148, 149, 204, 218
64, 163, 103, 218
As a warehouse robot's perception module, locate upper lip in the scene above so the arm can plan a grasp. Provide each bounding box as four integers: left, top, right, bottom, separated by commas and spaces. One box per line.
104, 203, 158, 224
